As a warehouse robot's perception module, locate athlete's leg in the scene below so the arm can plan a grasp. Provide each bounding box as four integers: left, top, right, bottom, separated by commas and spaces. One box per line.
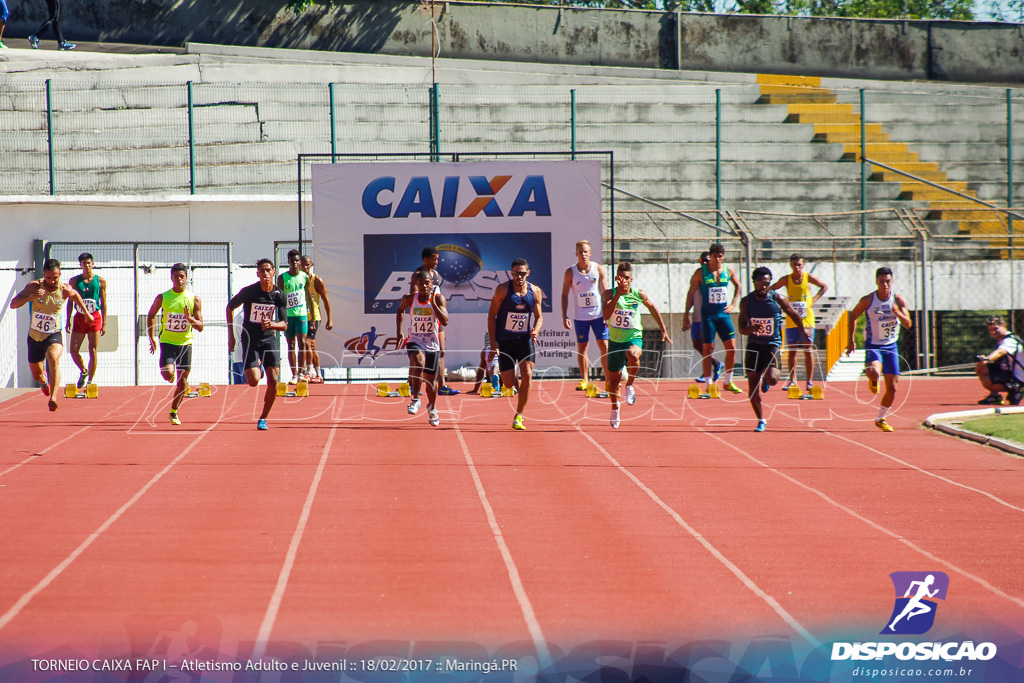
625, 345, 641, 389
69, 331, 87, 375
261, 365, 279, 420
437, 330, 447, 388
515, 360, 535, 415
285, 334, 298, 378
746, 371, 763, 419
804, 347, 815, 385
786, 348, 797, 383
408, 350, 425, 396
722, 338, 736, 374
576, 339, 590, 385
702, 342, 715, 379
881, 373, 898, 409
594, 337, 609, 380
44, 342, 62, 411
172, 367, 189, 412
86, 329, 100, 381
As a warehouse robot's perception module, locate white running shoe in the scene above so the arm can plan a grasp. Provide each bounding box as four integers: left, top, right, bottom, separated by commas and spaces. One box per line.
407, 398, 421, 415
610, 408, 620, 429
625, 385, 636, 405
428, 407, 439, 427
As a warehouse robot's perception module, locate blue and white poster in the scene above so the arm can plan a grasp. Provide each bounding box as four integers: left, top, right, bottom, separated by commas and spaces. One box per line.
311, 161, 603, 371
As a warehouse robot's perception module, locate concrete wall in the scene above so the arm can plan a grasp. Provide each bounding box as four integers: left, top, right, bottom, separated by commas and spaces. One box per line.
6, 0, 1023, 83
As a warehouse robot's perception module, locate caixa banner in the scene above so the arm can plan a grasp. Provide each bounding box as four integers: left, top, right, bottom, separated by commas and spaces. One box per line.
311, 161, 603, 371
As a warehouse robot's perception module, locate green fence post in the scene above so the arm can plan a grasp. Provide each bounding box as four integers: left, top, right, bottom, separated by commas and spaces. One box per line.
45, 79, 55, 196
715, 89, 722, 227
1008, 89, 1015, 252
860, 88, 867, 258
570, 89, 577, 160
187, 81, 196, 195
329, 83, 337, 159
429, 83, 440, 161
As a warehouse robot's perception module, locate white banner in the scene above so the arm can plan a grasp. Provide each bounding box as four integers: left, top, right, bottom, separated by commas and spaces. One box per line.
311, 160, 603, 374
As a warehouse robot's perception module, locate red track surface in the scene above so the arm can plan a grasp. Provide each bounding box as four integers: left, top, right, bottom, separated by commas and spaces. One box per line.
1, 377, 1022, 670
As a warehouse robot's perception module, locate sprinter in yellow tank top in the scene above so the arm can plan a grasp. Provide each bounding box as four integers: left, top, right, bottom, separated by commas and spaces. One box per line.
770, 253, 828, 393
10, 258, 89, 412
146, 263, 205, 425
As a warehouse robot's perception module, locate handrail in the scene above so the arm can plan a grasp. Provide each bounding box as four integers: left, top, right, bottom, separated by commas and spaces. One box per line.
600, 182, 732, 235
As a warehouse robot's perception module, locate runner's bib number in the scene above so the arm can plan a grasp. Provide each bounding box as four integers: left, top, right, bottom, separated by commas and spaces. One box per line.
165, 313, 189, 333
750, 317, 774, 337
708, 286, 728, 305
31, 311, 59, 334
250, 302, 276, 324
505, 312, 529, 333
611, 308, 635, 329
410, 315, 435, 335
790, 300, 808, 319
286, 291, 303, 309
83, 298, 99, 314
578, 291, 596, 308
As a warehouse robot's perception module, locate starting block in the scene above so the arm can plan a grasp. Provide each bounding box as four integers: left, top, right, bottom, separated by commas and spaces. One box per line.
584, 383, 610, 399
375, 382, 410, 398
278, 379, 309, 398
688, 383, 720, 400
64, 383, 99, 399
480, 383, 502, 397
787, 385, 824, 400
501, 386, 516, 397
185, 382, 211, 398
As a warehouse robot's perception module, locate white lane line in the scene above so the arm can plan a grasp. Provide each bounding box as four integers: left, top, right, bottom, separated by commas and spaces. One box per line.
570, 422, 822, 648
252, 424, 339, 660
453, 425, 553, 669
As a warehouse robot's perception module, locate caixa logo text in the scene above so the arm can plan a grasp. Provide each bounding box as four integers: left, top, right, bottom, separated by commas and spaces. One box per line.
831, 641, 997, 662
362, 175, 551, 218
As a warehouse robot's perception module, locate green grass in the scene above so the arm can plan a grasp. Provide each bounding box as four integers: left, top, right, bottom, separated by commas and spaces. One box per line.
960, 413, 1024, 443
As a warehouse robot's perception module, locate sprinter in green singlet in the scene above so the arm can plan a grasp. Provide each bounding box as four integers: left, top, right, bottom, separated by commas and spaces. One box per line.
277, 249, 309, 383
147, 263, 204, 425
66, 252, 107, 389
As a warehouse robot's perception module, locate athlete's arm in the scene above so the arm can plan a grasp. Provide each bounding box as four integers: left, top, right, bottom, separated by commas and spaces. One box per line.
225, 297, 241, 353
597, 264, 610, 299
9, 281, 42, 309
778, 294, 810, 342
560, 267, 573, 331
98, 275, 108, 335
267, 292, 288, 332
530, 284, 544, 342
602, 285, 622, 322
65, 284, 89, 317
681, 269, 701, 330
845, 294, 872, 355
65, 276, 76, 331
725, 267, 741, 314
432, 292, 450, 328
487, 283, 506, 352
769, 276, 787, 292
808, 273, 828, 303
640, 289, 672, 344
188, 296, 205, 333
894, 294, 913, 329
395, 293, 412, 345
314, 276, 333, 330
146, 295, 163, 354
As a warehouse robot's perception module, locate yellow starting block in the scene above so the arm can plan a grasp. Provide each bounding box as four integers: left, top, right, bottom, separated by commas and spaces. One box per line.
278, 379, 309, 397
501, 386, 516, 397
480, 383, 499, 397
687, 383, 720, 399
185, 382, 211, 398
787, 385, 825, 400
375, 382, 410, 398
584, 383, 610, 399
64, 383, 99, 399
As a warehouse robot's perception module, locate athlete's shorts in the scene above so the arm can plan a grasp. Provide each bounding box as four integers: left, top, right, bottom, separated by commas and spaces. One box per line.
285, 316, 308, 339
307, 319, 320, 340
243, 336, 281, 370
701, 312, 735, 344
497, 337, 536, 373
407, 341, 439, 374
27, 333, 62, 364
575, 317, 609, 344
690, 321, 702, 343
865, 342, 900, 376
785, 327, 813, 346
72, 311, 102, 334
0, 0, 8, 21
607, 339, 641, 374
986, 363, 1018, 387
745, 341, 781, 375
159, 342, 193, 372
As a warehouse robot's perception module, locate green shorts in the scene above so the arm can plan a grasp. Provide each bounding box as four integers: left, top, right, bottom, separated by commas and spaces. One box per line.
607, 338, 641, 374
285, 316, 308, 339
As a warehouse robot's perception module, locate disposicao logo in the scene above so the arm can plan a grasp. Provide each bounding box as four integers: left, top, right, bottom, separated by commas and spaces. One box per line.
881, 571, 948, 635
361, 175, 551, 219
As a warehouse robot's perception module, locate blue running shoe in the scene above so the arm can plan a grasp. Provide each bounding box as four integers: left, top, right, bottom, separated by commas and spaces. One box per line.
58, 41, 76, 50
257, 418, 268, 431
438, 385, 460, 396
712, 359, 723, 383
755, 419, 767, 432
761, 378, 770, 394
29, 35, 40, 49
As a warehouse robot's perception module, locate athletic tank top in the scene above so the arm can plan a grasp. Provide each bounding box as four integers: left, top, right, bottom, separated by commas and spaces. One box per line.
28, 283, 64, 341
495, 282, 536, 342
745, 290, 783, 345
570, 263, 602, 321
70, 275, 101, 317
159, 289, 196, 346
406, 292, 440, 352
784, 274, 815, 328
305, 274, 321, 322
281, 271, 309, 318
608, 288, 644, 344
865, 291, 900, 346
699, 265, 730, 316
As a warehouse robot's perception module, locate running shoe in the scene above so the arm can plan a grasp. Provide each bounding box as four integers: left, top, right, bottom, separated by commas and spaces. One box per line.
874, 419, 894, 432
309, 374, 323, 384
761, 378, 770, 394
438, 385, 460, 396
58, 41, 76, 50
428, 407, 439, 427
29, 35, 39, 49
610, 408, 620, 429
782, 380, 796, 390
625, 385, 636, 405
978, 393, 1003, 405
41, 382, 50, 396
407, 398, 421, 415
512, 414, 526, 431
77, 372, 88, 390
806, 381, 814, 393
576, 379, 588, 391
712, 359, 723, 383
694, 375, 707, 384
169, 411, 181, 426
0, 41, 8, 49
755, 419, 767, 432
868, 377, 879, 395
725, 382, 743, 394
257, 418, 268, 431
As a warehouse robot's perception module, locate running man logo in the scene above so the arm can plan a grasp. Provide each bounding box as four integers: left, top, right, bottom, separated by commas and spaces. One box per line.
881, 571, 950, 635
361, 175, 551, 219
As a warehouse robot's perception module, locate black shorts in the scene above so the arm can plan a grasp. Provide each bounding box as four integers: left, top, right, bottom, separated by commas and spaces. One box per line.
307, 319, 320, 340
745, 341, 781, 375
407, 342, 439, 374
496, 337, 536, 373
243, 336, 280, 370
27, 333, 62, 364
987, 363, 1018, 387
159, 342, 193, 372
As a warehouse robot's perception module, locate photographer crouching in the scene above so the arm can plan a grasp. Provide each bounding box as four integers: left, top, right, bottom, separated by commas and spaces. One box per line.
975, 315, 1024, 405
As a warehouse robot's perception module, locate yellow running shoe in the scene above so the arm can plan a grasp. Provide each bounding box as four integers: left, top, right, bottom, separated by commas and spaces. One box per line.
868, 378, 879, 395
576, 379, 588, 391
512, 414, 526, 431
874, 419, 894, 432
725, 381, 743, 394
170, 411, 181, 426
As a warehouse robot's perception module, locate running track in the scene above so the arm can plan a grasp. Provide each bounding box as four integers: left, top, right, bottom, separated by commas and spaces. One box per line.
1, 377, 1022, 678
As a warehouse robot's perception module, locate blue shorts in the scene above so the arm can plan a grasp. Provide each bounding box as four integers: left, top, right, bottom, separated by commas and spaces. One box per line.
785, 327, 813, 346
701, 312, 735, 344
575, 317, 609, 344
690, 321, 702, 343
0, 0, 8, 22
865, 343, 900, 376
